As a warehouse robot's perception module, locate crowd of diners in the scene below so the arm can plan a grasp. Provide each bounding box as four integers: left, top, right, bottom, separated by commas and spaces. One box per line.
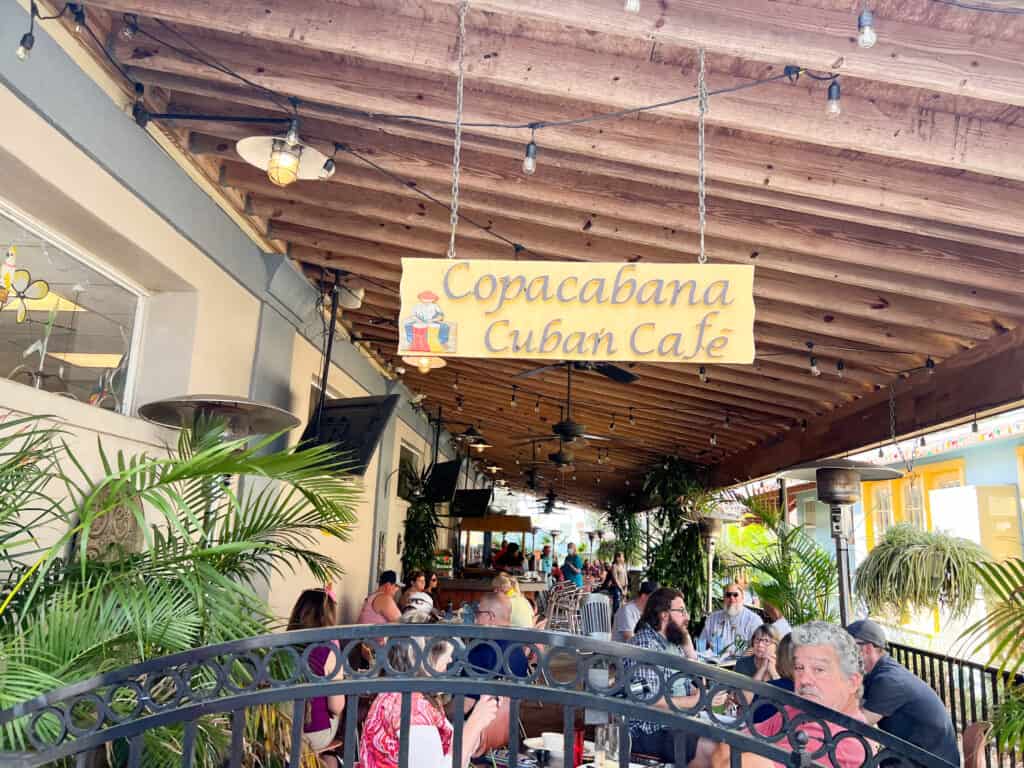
286, 568, 961, 768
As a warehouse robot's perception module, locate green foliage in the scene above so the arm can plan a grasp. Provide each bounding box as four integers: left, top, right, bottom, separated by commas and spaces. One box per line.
399, 461, 442, 576
740, 526, 838, 625
0, 416, 358, 765
646, 522, 708, 624
961, 557, 1024, 677
603, 500, 644, 566
854, 523, 988, 620
992, 686, 1024, 752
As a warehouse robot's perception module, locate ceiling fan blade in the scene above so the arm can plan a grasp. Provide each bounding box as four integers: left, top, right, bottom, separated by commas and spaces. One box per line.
593, 362, 639, 384
581, 433, 612, 442
515, 362, 568, 379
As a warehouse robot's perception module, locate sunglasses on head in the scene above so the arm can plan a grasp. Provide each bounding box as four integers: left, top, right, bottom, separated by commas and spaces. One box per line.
724, 591, 741, 597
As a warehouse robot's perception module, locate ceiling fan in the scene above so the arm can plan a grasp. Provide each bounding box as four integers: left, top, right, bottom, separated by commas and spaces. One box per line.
532, 488, 569, 515
515, 360, 638, 385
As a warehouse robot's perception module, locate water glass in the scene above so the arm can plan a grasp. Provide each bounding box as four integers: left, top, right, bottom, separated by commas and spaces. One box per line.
594, 721, 620, 768
696, 635, 708, 655
712, 634, 722, 656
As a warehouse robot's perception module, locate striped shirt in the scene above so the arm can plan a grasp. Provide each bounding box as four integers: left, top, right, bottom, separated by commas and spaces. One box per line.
625, 624, 693, 735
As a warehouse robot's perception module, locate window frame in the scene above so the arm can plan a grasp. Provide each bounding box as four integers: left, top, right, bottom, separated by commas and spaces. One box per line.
0, 197, 149, 416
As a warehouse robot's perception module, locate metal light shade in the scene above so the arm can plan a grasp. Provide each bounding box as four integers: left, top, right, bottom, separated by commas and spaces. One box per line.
402, 355, 447, 375
236, 134, 331, 186
138, 395, 301, 439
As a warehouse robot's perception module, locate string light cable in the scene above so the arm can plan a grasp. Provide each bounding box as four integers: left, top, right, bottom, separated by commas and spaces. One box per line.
928, 0, 1024, 12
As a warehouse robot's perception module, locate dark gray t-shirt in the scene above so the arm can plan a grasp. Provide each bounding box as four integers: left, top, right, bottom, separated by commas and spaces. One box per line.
862, 655, 960, 766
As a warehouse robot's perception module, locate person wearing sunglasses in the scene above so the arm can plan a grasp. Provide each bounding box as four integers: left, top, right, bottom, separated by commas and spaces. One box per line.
698, 582, 762, 657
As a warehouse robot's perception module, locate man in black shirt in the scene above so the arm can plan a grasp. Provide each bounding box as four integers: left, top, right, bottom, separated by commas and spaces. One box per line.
847, 620, 960, 766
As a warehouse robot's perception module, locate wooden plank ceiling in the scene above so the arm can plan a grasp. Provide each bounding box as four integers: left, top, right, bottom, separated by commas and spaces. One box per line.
65, 0, 1024, 508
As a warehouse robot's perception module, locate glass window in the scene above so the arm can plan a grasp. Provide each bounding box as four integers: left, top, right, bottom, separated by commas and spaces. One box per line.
0, 208, 139, 413
397, 443, 420, 499
871, 483, 895, 539
902, 475, 927, 529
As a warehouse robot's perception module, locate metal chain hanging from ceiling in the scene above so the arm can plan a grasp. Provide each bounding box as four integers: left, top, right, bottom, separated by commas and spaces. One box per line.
697, 48, 709, 265
889, 383, 915, 473
447, 0, 469, 260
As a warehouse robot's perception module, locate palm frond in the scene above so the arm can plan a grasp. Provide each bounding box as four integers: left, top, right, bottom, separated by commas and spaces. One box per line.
960, 558, 1024, 675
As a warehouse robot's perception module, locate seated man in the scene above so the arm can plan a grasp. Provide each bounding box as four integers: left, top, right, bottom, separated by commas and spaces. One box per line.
709, 621, 869, 768
847, 619, 960, 767
699, 582, 762, 655
624, 588, 723, 765
613, 580, 658, 643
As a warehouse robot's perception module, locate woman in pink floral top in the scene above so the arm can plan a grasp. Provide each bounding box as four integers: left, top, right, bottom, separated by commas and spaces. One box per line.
361, 624, 498, 768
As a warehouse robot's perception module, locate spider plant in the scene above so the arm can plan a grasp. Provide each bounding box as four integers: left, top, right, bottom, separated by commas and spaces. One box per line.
0, 414, 358, 766
853, 523, 988, 620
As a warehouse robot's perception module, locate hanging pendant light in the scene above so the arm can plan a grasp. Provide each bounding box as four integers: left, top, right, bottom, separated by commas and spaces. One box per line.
236, 118, 332, 188
402, 354, 447, 375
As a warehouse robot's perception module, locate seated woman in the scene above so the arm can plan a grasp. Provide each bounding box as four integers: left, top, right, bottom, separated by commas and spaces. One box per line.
400, 571, 428, 610
360, 615, 499, 768
287, 589, 346, 766
734, 624, 781, 680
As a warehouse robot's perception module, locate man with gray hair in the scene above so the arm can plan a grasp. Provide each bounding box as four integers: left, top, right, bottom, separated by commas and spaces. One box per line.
710, 621, 869, 768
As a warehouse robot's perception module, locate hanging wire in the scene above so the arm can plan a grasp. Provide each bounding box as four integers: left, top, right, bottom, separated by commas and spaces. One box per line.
889, 384, 915, 474
447, 0, 469, 260
928, 0, 1024, 11
697, 48, 709, 265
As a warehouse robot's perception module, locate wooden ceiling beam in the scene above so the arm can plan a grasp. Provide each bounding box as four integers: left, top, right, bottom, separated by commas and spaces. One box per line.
225, 163, 1016, 337
713, 324, 1024, 485
100, 0, 1024, 181
189, 120, 1024, 258
467, 0, 1024, 108
130, 64, 1024, 240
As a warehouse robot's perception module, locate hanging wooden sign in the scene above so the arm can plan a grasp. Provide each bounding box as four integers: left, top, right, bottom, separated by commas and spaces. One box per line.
398, 259, 756, 364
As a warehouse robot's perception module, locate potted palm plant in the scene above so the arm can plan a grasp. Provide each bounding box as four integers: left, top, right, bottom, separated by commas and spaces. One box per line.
0, 414, 359, 766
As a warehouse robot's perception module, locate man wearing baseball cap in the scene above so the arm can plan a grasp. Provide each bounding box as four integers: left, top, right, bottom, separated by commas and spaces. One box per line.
847, 619, 960, 766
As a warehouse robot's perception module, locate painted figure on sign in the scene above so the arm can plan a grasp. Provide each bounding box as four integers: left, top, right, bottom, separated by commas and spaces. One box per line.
0, 246, 16, 303
400, 289, 457, 354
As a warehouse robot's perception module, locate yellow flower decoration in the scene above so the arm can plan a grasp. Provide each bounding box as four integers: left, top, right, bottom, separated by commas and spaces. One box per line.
3, 269, 50, 323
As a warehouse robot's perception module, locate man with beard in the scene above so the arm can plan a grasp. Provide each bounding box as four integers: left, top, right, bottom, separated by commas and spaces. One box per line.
699, 582, 762, 655
624, 588, 714, 764
709, 621, 870, 768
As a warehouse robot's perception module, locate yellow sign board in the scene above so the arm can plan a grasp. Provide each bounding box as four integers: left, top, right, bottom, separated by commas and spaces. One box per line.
398, 259, 756, 364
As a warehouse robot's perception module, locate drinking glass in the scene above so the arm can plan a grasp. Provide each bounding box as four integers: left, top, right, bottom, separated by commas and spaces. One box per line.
594, 721, 620, 768
696, 635, 708, 655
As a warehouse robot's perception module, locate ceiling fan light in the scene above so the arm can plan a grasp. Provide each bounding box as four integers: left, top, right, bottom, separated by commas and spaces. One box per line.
267, 138, 302, 187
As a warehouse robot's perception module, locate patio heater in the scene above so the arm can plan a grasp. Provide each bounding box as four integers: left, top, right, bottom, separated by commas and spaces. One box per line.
699, 501, 745, 615
781, 459, 902, 626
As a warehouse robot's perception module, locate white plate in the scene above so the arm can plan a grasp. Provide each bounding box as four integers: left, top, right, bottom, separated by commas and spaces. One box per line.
578, 762, 647, 768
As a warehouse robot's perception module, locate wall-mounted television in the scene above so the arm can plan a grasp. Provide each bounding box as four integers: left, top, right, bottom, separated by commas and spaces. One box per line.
424, 459, 463, 504
450, 488, 493, 518
301, 394, 399, 475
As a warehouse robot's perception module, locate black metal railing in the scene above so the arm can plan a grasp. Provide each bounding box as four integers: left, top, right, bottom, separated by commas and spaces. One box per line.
0, 626, 955, 768
890, 641, 1023, 768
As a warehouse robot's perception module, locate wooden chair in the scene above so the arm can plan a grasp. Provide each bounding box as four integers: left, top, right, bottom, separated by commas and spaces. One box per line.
962, 721, 991, 768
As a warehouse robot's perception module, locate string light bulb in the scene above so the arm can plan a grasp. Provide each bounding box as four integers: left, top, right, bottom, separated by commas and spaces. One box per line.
972, 416, 979, 434
71, 4, 86, 34
318, 157, 336, 180
698, 366, 708, 384
522, 139, 538, 176
15, 32, 34, 61
121, 14, 138, 39
510, 385, 518, 408
609, 414, 616, 432
628, 407, 636, 426
857, 9, 878, 49
919, 436, 926, 447
455, 393, 464, 412
624, 0, 640, 12
836, 359, 846, 378
452, 373, 459, 391
534, 396, 541, 414
826, 80, 842, 118
809, 356, 821, 377
267, 119, 303, 187
710, 433, 718, 447
877, 446, 884, 459
926, 357, 936, 375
